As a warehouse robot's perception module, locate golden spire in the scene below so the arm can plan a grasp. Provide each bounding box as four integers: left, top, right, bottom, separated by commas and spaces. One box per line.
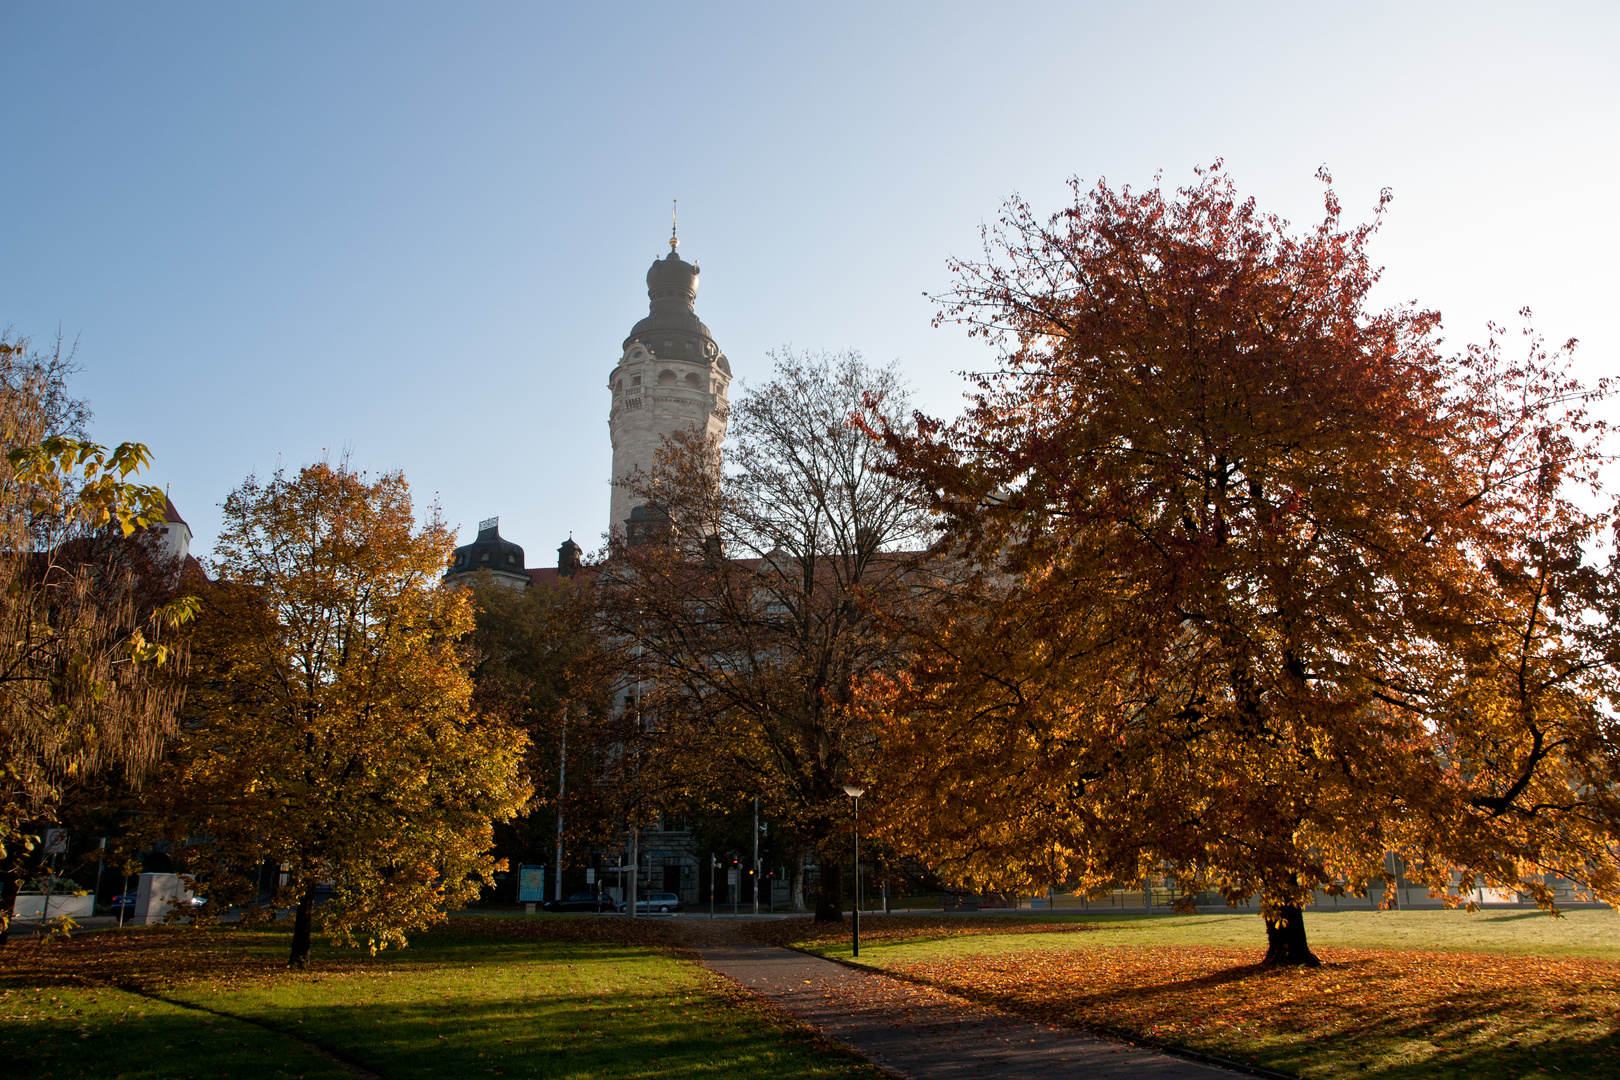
669, 199, 679, 253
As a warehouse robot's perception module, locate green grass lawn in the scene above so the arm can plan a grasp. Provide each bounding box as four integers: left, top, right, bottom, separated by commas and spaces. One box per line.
1, 917, 885, 1080
803, 907, 1620, 964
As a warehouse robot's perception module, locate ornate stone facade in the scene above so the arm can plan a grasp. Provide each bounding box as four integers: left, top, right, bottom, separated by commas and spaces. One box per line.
606, 233, 731, 536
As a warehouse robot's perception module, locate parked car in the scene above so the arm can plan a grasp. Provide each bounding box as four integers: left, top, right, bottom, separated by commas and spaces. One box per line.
618, 891, 682, 914
543, 891, 607, 913
106, 892, 206, 917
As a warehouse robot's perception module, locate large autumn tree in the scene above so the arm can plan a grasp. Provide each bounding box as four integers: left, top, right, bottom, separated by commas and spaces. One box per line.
135, 461, 530, 965
864, 166, 1620, 964
0, 331, 190, 942
599, 351, 935, 921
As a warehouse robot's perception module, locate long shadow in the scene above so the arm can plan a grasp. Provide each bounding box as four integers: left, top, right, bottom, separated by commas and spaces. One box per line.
883, 956, 1618, 1080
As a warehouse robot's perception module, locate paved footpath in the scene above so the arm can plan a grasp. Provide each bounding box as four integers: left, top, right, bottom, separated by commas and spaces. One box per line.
691, 934, 1246, 1080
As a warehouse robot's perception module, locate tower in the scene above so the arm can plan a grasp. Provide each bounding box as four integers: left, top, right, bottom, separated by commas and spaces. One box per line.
607, 226, 731, 536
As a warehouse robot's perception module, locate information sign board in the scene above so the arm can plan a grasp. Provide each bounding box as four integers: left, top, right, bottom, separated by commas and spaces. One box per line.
517, 865, 546, 903
585, 869, 596, 884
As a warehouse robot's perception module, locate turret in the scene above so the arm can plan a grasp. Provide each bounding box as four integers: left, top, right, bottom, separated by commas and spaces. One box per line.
606, 222, 731, 536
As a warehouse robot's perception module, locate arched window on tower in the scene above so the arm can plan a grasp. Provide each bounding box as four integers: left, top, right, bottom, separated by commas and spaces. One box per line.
658, 369, 677, 387
684, 372, 702, 389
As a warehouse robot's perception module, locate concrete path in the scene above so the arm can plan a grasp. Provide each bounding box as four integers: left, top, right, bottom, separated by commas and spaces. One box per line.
693, 937, 1247, 1080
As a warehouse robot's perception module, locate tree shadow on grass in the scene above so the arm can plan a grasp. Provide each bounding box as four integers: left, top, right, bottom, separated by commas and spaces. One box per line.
896, 953, 1619, 1080
0, 985, 352, 1079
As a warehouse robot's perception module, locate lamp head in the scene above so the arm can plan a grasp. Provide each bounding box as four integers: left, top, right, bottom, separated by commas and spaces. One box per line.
841, 784, 866, 799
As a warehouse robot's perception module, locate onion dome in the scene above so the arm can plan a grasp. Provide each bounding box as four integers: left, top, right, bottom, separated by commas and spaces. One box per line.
446, 517, 529, 588
622, 251, 729, 375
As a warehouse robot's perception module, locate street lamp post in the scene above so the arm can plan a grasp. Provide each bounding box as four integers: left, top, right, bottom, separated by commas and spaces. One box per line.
842, 784, 866, 957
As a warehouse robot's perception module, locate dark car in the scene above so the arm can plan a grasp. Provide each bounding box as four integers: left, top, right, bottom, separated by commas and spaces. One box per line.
109, 893, 136, 916
543, 891, 607, 913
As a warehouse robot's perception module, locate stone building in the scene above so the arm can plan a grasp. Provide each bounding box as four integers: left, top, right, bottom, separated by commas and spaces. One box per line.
441, 232, 738, 909
606, 229, 731, 536
446, 227, 733, 587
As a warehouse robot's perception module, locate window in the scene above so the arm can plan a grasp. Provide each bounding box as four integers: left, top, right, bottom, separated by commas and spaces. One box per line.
658, 369, 677, 387
684, 372, 702, 389
632, 375, 642, 386
615, 380, 622, 392
663, 339, 673, 348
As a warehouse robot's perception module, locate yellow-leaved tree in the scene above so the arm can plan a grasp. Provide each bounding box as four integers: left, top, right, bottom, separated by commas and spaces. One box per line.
135, 460, 530, 965
0, 331, 193, 944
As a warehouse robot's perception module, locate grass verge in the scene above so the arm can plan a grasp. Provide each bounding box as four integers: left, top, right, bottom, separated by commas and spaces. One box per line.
1, 915, 887, 1080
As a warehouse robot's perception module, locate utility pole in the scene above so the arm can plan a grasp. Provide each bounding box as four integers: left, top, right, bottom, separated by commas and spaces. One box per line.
628, 667, 642, 919
752, 796, 760, 916
555, 706, 567, 903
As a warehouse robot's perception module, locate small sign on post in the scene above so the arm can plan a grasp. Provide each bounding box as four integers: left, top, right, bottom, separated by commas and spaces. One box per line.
518, 865, 546, 913
585, 869, 596, 884
43, 829, 68, 855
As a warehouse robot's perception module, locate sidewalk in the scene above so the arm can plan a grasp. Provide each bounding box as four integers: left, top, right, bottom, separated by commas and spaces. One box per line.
690, 933, 1246, 1080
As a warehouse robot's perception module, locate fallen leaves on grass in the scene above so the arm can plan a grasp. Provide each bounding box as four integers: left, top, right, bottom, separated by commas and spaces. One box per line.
887, 945, 1620, 1078
0, 914, 684, 1005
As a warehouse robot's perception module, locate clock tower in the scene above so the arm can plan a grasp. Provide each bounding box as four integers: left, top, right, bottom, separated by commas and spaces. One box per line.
606, 227, 731, 537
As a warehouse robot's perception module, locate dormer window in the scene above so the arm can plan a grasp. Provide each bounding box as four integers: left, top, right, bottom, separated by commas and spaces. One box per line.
632, 375, 642, 386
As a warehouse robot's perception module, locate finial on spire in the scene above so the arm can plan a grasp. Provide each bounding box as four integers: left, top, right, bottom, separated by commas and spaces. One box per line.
669, 199, 679, 253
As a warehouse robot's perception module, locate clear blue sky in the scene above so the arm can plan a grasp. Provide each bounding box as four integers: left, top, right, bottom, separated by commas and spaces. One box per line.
3, 2, 1616, 565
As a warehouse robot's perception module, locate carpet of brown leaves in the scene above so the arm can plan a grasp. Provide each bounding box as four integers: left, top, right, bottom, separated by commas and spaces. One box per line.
887, 944, 1620, 1077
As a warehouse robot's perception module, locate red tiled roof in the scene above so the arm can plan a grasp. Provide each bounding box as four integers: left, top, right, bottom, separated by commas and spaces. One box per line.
164, 496, 188, 528
527, 566, 598, 587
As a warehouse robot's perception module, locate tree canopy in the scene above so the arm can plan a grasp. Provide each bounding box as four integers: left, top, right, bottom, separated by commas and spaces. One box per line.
863, 166, 1620, 964
0, 332, 190, 942
600, 350, 935, 921
134, 461, 529, 964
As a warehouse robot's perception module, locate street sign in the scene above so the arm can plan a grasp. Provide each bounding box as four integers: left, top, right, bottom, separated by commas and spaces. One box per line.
517, 865, 546, 903
43, 829, 67, 855
727, 868, 738, 887
585, 869, 596, 884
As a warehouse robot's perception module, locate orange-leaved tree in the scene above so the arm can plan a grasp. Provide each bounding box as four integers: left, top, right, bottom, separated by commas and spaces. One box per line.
861, 165, 1620, 964
134, 461, 530, 965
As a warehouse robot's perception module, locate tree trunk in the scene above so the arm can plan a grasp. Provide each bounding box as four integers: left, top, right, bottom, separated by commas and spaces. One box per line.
1262, 902, 1320, 966
289, 885, 315, 967
0, 867, 18, 946
789, 861, 807, 912
814, 861, 844, 923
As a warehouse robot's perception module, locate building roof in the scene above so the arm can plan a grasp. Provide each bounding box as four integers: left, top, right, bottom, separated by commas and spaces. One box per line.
447, 518, 528, 579
622, 250, 730, 375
